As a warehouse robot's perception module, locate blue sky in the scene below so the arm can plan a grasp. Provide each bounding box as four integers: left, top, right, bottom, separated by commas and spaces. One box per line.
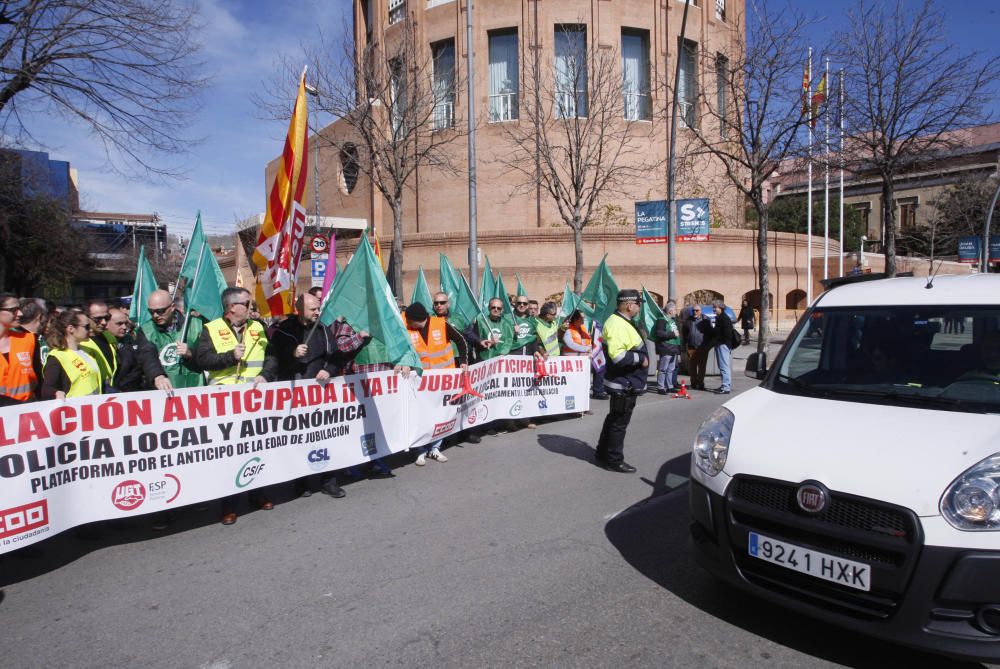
19, 0, 999, 241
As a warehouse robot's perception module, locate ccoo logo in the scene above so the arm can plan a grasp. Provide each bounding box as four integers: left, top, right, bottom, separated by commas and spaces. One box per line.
112, 480, 147, 511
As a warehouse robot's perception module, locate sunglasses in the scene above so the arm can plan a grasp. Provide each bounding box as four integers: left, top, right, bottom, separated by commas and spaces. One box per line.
148, 306, 172, 316
515, 302, 529, 306
433, 301, 448, 305
0, 306, 18, 313
233, 301, 252, 309
91, 314, 110, 322
489, 306, 503, 311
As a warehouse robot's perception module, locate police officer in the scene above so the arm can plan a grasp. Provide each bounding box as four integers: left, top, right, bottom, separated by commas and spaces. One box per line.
594, 289, 648, 473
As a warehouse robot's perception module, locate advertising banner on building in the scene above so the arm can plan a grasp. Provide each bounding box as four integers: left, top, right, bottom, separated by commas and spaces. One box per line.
990, 236, 1000, 263
0, 357, 588, 554
634, 200, 667, 244
958, 236, 980, 264
676, 198, 711, 241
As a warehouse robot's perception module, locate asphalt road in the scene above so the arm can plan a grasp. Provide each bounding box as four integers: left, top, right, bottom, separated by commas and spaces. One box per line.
0, 362, 994, 669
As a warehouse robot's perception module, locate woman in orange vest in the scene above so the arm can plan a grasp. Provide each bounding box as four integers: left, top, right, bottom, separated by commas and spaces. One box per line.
0, 293, 41, 405
41, 309, 104, 400
561, 309, 592, 356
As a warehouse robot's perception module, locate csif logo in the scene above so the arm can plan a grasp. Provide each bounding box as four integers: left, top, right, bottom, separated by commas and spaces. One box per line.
111, 480, 147, 511
307, 448, 331, 472
235, 457, 266, 488
509, 400, 522, 417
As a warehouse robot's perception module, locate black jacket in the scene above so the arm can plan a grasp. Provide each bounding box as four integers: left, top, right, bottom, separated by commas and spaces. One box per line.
712, 311, 737, 348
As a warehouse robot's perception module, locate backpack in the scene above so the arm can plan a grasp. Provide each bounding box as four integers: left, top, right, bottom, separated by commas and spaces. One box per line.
729, 327, 742, 349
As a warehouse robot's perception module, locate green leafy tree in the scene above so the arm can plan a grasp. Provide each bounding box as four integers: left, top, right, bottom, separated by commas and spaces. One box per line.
761, 195, 866, 252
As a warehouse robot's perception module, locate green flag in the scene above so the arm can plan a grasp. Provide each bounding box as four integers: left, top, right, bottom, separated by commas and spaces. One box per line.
411, 266, 433, 312
557, 282, 594, 323
129, 245, 158, 327
478, 255, 496, 309
493, 271, 515, 321
320, 235, 420, 371
439, 254, 486, 332
179, 211, 228, 321
581, 255, 619, 324
515, 273, 527, 298
636, 286, 662, 336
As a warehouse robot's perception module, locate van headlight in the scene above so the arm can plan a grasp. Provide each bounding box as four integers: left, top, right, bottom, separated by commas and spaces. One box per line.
941, 454, 1000, 531
693, 407, 734, 477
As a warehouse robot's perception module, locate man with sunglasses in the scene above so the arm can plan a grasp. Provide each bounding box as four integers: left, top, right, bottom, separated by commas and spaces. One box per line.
81, 300, 118, 392
0, 292, 41, 405
510, 296, 537, 357
134, 289, 204, 389
432, 291, 486, 444
477, 298, 513, 361
196, 287, 279, 525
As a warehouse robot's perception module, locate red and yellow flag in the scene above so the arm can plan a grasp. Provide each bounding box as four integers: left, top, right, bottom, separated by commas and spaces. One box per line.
811, 73, 827, 128
800, 66, 810, 117
252, 69, 310, 317
371, 222, 385, 271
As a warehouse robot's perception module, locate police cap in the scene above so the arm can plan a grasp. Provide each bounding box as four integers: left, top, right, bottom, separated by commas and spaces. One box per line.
616, 289, 641, 303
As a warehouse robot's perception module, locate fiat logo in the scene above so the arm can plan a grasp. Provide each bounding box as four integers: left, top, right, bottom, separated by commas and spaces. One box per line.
796, 482, 827, 514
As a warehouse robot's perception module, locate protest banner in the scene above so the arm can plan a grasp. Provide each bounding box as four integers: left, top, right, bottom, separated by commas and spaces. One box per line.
0, 356, 588, 554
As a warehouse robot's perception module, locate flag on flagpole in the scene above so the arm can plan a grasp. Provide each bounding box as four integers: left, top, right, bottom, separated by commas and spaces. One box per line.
515, 273, 527, 298
410, 266, 433, 312
801, 66, 810, 117
252, 68, 310, 318
636, 286, 662, 336
319, 235, 420, 371
371, 223, 385, 272
439, 253, 486, 332
581, 255, 619, 324
129, 245, 158, 327
811, 72, 827, 129
179, 212, 229, 322
493, 271, 515, 321
478, 255, 496, 309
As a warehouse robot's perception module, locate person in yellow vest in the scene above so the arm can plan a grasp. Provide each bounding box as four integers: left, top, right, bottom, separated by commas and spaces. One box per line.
41, 309, 104, 400
0, 293, 41, 405
403, 302, 468, 465
194, 287, 278, 526
80, 300, 117, 393
534, 302, 562, 359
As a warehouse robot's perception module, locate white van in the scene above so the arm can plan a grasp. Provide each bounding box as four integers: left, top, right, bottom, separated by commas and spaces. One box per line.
689, 273, 1000, 662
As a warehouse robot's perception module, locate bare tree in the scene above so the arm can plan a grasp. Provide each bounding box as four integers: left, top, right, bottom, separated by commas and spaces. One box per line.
496, 25, 664, 292
683, 4, 813, 353
0, 0, 206, 178
268, 19, 466, 296
834, 0, 1000, 276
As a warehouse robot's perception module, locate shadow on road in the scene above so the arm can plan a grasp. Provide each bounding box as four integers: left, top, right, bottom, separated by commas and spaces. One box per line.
604, 453, 988, 669
536, 433, 597, 466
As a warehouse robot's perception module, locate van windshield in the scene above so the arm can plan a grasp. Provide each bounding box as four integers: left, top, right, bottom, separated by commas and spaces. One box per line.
772, 306, 1000, 413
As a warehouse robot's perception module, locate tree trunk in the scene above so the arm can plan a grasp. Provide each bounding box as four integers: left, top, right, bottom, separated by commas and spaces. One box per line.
881, 178, 897, 277
390, 201, 404, 297
572, 222, 584, 292
755, 197, 770, 356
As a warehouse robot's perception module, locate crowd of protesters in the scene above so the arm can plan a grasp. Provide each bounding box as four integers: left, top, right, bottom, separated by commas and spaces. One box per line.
0, 285, 752, 527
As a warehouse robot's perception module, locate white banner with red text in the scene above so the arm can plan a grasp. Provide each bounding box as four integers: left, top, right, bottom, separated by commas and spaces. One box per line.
0, 356, 589, 553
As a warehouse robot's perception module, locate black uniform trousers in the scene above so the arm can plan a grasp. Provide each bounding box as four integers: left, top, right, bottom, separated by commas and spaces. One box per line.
596, 390, 638, 465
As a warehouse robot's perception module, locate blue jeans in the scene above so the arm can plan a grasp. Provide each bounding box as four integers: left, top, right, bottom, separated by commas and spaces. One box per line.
418, 439, 443, 455
657, 354, 678, 390
716, 344, 732, 391
592, 369, 605, 395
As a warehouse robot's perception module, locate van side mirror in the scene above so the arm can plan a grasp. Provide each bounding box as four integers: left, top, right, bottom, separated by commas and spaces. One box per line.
745, 352, 767, 380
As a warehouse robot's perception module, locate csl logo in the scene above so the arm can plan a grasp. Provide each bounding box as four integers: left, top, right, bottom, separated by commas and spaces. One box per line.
0, 500, 49, 539
235, 457, 266, 488
307, 448, 331, 472
112, 480, 147, 511
796, 482, 828, 514
509, 400, 522, 417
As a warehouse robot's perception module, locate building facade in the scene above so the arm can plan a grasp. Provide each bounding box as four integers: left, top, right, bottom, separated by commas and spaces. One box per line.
267, 0, 883, 323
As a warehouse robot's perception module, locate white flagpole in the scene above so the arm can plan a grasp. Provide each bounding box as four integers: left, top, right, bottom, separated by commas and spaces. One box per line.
839, 68, 845, 277
824, 57, 830, 280
807, 48, 813, 304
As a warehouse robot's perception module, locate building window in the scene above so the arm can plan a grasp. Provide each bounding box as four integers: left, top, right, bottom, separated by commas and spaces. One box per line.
488, 30, 518, 122
555, 25, 587, 119
390, 57, 407, 135
677, 39, 697, 128
677, 0, 699, 5
852, 202, 872, 237
897, 197, 918, 232
426, 0, 452, 7
432, 39, 455, 130
715, 0, 726, 21
715, 54, 728, 136
622, 29, 650, 121
389, 0, 405, 25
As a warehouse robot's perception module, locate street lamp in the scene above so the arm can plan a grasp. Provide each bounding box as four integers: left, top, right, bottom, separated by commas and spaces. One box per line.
304, 83, 321, 230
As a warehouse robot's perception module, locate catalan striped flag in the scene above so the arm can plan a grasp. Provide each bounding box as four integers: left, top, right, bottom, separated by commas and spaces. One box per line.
252, 69, 310, 317
371, 222, 385, 271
